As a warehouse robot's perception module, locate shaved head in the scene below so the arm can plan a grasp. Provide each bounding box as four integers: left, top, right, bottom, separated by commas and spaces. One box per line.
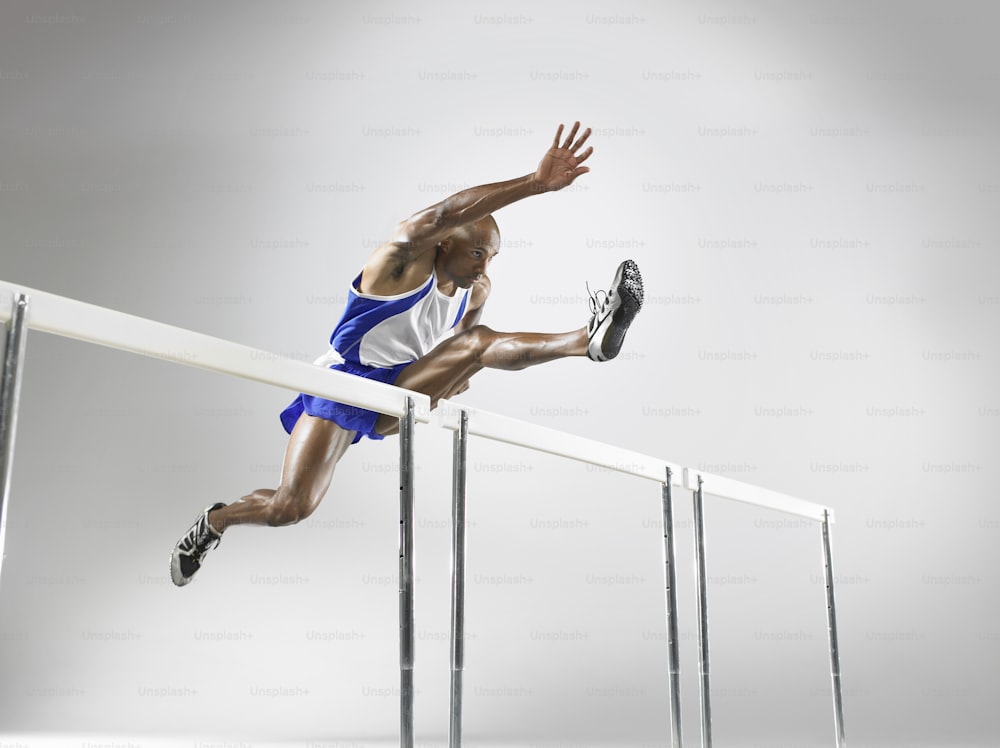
433, 213, 500, 289
449, 214, 500, 251
476, 214, 499, 241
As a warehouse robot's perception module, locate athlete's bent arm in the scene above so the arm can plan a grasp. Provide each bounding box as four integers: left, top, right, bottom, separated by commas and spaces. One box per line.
456, 276, 490, 332
439, 275, 491, 398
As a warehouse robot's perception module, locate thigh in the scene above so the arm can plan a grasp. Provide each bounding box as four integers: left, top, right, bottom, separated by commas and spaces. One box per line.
394, 338, 481, 397
280, 413, 357, 500
372, 331, 485, 435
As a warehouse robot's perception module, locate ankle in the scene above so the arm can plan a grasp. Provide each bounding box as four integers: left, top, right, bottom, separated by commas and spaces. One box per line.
206, 507, 225, 535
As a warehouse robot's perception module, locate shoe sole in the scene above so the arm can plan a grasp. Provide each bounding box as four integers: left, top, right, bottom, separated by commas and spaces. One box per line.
170, 548, 192, 587
169, 503, 226, 587
594, 260, 643, 361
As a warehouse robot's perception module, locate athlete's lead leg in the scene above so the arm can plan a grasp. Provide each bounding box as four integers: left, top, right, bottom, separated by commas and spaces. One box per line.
376, 260, 644, 435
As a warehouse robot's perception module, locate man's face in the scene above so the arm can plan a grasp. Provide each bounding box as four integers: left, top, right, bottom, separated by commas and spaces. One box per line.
441, 222, 500, 288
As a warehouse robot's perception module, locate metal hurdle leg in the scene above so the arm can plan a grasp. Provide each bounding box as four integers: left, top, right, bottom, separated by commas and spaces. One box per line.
449, 410, 469, 748
0, 293, 30, 585
822, 510, 847, 748
692, 476, 713, 748
660, 467, 684, 748
399, 397, 416, 748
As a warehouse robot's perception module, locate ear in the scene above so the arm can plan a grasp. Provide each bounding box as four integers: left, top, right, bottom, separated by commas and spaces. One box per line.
436, 237, 452, 254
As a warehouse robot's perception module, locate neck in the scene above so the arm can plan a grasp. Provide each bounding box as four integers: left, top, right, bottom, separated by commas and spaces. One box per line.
433, 258, 459, 297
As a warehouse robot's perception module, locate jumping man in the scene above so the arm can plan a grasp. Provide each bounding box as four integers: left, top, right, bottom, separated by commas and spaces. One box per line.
170, 121, 644, 586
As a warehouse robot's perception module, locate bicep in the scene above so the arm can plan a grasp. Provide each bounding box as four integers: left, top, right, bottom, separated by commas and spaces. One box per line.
362, 206, 446, 291
389, 204, 451, 258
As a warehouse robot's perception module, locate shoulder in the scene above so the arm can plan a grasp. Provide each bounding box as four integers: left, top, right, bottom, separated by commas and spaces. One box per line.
360, 241, 436, 296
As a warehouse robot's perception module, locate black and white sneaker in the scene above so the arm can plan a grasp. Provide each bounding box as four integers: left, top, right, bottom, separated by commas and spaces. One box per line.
587, 259, 644, 361
170, 503, 225, 587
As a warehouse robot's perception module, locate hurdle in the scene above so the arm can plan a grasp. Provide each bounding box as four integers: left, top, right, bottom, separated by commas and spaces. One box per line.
438, 402, 845, 748
438, 403, 687, 746
1, 280, 845, 747
0, 280, 429, 748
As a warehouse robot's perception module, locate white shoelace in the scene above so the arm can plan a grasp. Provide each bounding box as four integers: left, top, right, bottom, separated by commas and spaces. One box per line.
586, 281, 610, 316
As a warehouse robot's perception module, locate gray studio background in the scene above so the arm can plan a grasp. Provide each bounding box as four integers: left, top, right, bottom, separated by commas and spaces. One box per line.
1, 0, 999, 746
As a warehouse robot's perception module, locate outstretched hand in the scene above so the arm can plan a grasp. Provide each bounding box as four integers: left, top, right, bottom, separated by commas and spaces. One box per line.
533, 121, 593, 191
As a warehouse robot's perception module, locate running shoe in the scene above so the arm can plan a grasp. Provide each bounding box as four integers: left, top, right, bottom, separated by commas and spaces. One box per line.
587, 259, 644, 361
170, 503, 225, 586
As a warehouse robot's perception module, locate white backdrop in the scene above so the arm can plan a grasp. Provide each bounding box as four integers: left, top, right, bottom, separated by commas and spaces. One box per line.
1, 0, 998, 746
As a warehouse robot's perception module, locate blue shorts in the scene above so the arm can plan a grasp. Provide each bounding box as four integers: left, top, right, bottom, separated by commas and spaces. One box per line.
279, 359, 411, 444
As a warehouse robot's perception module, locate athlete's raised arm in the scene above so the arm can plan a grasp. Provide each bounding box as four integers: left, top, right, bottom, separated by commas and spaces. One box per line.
375, 122, 593, 266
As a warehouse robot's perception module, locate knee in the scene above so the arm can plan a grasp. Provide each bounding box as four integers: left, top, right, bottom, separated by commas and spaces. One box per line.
266, 485, 319, 527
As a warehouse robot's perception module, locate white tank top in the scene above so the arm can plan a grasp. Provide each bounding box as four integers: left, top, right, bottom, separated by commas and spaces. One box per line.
320, 269, 471, 369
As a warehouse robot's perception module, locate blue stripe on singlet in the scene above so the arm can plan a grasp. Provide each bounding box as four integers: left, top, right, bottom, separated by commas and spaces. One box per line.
330, 272, 435, 363
451, 289, 469, 328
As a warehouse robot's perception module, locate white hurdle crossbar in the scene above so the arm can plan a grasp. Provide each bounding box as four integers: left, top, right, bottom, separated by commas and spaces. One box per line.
0, 280, 846, 747
0, 281, 430, 421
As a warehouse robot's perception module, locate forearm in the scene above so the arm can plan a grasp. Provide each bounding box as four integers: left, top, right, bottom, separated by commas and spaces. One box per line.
392, 122, 591, 253
431, 173, 546, 230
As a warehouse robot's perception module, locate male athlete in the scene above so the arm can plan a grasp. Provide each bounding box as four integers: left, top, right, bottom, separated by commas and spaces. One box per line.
170, 121, 643, 586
